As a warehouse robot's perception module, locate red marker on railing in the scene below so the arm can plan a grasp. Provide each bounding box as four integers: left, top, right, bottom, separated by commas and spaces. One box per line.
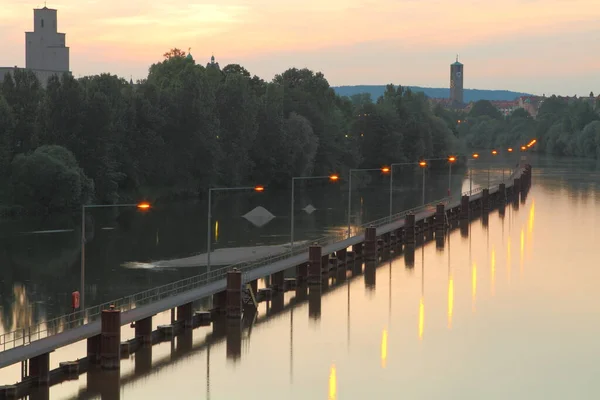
72, 291, 80, 312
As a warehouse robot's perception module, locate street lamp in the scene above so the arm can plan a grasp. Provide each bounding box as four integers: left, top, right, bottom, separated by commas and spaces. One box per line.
208, 186, 264, 272
80, 202, 151, 310
388, 162, 419, 222
291, 174, 339, 251
447, 156, 457, 197
489, 149, 498, 187
469, 153, 479, 195
347, 167, 390, 238
418, 160, 427, 205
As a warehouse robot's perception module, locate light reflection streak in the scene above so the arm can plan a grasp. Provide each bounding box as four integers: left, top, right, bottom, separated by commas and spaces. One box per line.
419, 246, 425, 340
381, 329, 388, 368
448, 276, 453, 329
215, 220, 219, 242
507, 239, 512, 283
520, 227, 525, 276
328, 364, 337, 400
491, 247, 496, 296
472, 262, 477, 312
447, 233, 453, 329
418, 297, 424, 341
528, 201, 535, 235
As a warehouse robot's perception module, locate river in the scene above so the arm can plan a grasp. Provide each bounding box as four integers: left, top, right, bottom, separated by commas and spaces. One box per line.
6, 153, 600, 398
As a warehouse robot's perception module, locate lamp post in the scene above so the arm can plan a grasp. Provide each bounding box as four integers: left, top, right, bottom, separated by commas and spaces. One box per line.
207, 186, 264, 273
347, 167, 390, 238
80, 202, 151, 310
447, 156, 457, 197
469, 153, 479, 195
489, 149, 498, 188
388, 162, 418, 222
418, 160, 427, 205
291, 174, 339, 252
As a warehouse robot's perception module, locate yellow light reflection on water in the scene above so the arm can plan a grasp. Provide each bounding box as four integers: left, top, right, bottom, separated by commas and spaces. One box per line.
418, 297, 424, 341
491, 247, 496, 296
472, 262, 477, 312
381, 329, 388, 368
215, 220, 219, 242
520, 227, 525, 276
328, 364, 337, 400
528, 201, 535, 234
507, 239, 512, 283
448, 276, 454, 329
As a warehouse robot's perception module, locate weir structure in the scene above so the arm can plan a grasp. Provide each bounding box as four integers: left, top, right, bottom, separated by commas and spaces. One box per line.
0, 165, 533, 399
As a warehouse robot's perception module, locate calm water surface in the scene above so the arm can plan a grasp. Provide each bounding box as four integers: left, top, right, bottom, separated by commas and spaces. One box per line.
5, 154, 600, 398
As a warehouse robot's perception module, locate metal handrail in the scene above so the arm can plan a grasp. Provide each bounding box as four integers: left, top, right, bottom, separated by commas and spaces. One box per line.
0, 169, 526, 353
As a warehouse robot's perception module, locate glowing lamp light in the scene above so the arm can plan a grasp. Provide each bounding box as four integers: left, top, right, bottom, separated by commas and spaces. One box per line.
254, 185, 265, 192
137, 202, 151, 210
329, 174, 339, 181
448, 156, 456, 163
527, 139, 537, 148
381, 166, 391, 173
472, 153, 479, 159
418, 161, 427, 167
491, 150, 498, 155
521, 146, 527, 151
508, 148, 513, 152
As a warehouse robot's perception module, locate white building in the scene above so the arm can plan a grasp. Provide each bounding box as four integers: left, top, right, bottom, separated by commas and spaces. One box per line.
0, 6, 71, 87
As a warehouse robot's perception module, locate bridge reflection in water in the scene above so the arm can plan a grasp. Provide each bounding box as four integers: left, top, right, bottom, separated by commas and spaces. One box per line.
17, 193, 534, 400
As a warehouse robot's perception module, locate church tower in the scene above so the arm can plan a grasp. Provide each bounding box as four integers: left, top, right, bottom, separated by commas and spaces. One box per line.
450, 56, 464, 105
25, 6, 70, 72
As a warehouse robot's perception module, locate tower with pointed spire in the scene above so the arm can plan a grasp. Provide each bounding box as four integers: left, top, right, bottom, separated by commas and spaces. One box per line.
450, 55, 464, 106
206, 54, 220, 71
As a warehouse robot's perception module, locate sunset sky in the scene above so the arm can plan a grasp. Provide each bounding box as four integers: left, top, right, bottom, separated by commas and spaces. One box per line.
1, 0, 599, 96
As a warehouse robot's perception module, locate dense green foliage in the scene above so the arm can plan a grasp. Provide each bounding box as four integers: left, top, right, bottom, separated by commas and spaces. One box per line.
0, 51, 462, 212
334, 85, 531, 103
459, 98, 600, 157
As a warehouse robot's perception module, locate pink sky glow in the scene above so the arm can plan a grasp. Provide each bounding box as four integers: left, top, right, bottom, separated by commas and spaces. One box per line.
1, 0, 599, 95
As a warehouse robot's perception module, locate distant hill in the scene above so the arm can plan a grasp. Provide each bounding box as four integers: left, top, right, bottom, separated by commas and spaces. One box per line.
332, 85, 532, 103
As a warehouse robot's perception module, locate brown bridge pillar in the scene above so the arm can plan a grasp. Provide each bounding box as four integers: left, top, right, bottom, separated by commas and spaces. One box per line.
404, 214, 415, 246
365, 226, 377, 261
28, 352, 50, 386
177, 303, 193, 327
271, 270, 285, 292
460, 195, 469, 220
135, 316, 152, 344
482, 188, 490, 212
308, 245, 322, 286
100, 305, 121, 370
226, 269, 242, 319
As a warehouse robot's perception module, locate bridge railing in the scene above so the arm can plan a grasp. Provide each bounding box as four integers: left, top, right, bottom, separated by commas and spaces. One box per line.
0, 169, 525, 353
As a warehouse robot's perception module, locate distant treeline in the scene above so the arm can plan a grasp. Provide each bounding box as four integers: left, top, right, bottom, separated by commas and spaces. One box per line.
333, 85, 532, 103
0, 49, 463, 214
459, 98, 600, 159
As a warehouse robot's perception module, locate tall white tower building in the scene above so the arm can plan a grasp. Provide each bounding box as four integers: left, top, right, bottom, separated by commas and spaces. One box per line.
25, 6, 70, 72
0, 6, 71, 86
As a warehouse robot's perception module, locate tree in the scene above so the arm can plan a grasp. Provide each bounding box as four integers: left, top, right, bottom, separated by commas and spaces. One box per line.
10, 145, 93, 212
163, 48, 187, 59
468, 100, 503, 120
0, 49, 467, 213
